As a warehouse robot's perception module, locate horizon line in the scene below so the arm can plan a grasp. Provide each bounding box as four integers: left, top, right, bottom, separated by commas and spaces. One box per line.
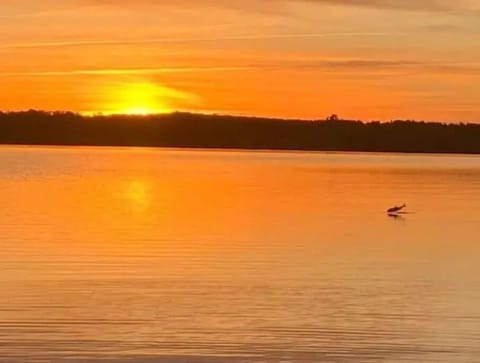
1, 109, 478, 126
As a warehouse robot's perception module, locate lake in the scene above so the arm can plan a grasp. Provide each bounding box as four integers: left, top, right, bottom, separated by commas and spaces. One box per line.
1, 146, 480, 362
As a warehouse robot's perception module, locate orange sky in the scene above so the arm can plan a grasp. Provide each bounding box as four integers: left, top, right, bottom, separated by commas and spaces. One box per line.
1, 0, 480, 121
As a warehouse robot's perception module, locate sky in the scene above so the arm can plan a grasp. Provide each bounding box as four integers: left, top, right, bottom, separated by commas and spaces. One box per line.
1, 0, 480, 121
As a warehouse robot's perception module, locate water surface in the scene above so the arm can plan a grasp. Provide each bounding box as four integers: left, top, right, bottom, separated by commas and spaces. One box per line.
1, 146, 480, 362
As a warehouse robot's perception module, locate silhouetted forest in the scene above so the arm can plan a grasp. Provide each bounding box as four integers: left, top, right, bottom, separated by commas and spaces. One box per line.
1, 110, 479, 154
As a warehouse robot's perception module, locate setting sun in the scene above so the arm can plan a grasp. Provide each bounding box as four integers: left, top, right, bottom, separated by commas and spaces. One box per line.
123, 107, 158, 116
2, 0, 480, 361
103, 82, 173, 115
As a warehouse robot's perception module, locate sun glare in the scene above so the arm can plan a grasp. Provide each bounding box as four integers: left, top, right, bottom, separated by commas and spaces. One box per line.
117, 82, 171, 115
124, 106, 158, 116
86, 80, 198, 116
100, 82, 177, 115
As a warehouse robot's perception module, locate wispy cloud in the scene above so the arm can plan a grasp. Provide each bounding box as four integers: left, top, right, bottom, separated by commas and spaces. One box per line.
87, 0, 480, 13
4, 0, 477, 18
0, 32, 397, 50
2, 60, 480, 78
303, 0, 467, 12
0, 66, 257, 78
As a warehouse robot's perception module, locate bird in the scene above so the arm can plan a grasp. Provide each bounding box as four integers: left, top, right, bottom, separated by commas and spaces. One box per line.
387, 204, 407, 214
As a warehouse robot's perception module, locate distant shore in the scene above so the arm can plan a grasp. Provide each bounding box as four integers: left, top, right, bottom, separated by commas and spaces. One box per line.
1, 110, 480, 155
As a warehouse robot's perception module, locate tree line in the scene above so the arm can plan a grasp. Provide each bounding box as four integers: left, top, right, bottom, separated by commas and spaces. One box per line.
0, 110, 479, 154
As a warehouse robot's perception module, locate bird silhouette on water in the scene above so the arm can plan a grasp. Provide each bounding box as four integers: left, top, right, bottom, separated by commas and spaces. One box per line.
387, 204, 406, 214
387, 204, 408, 218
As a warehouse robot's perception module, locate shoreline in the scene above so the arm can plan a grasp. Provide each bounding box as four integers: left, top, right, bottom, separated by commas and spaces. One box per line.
2, 111, 480, 155
2, 142, 480, 156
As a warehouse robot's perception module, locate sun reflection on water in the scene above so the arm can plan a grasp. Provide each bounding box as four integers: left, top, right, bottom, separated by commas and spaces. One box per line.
123, 180, 151, 213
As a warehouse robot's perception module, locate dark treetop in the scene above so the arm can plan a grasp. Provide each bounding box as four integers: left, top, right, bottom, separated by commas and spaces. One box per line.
1, 110, 479, 154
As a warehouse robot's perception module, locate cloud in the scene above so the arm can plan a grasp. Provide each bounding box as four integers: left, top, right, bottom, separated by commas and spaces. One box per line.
304, 0, 456, 12
421, 24, 465, 32
0, 66, 257, 78
2, 59, 480, 78
87, 0, 479, 13
2, 0, 477, 21
4, 0, 480, 19
0, 32, 395, 50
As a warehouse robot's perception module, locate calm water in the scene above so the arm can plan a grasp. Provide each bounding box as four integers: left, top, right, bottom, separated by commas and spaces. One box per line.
1, 146, 480, 363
